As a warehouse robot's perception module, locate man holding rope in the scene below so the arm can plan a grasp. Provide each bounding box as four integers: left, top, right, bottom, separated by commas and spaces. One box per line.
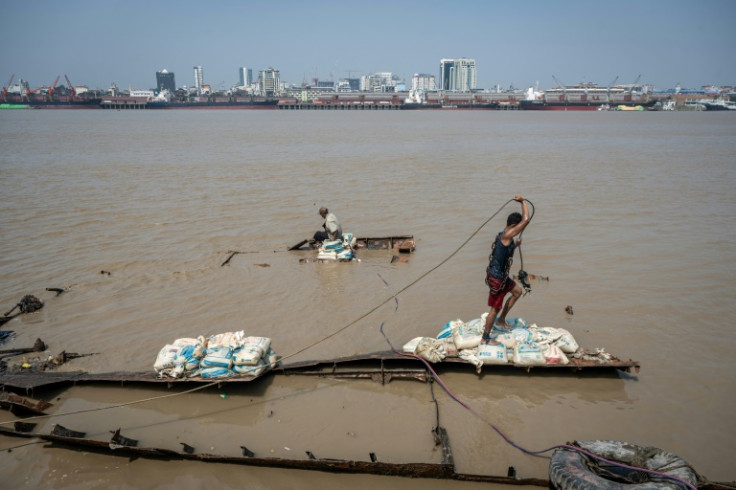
481, 195, 530, 345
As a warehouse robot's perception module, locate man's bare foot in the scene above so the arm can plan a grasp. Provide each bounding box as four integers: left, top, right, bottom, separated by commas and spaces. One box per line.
493, 321, 512, 331
481, 334, 501, 345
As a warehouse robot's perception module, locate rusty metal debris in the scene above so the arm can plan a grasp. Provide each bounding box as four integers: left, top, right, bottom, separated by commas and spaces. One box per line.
0, 422, 548, 486
0, 392, 53, 416
0, 338, 47, 357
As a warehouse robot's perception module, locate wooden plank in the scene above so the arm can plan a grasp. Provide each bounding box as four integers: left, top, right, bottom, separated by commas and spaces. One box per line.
0, 350, 639, 392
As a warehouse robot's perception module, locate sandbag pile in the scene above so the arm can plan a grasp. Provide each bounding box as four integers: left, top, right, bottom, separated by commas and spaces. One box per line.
154, 331, 278, 379
402, 315, 581, 372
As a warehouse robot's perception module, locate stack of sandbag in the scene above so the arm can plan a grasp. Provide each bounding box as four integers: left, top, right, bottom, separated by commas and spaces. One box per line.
317, 233, 357, 261
435, 316, 581, 369
154, 331, 278, 379
153, 336, 206, 378
401, 336, 458, 362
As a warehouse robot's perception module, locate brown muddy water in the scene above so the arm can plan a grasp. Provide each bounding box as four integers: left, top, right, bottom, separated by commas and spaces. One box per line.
1, 109, 735, 489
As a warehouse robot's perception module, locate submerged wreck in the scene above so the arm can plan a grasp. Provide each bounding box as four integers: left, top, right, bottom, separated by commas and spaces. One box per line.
0, 349, 640, 392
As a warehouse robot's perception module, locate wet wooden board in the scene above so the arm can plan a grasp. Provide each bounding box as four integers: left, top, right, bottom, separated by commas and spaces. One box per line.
0, 351, 639, 392
289, 236, 415, 253
0, 392, 53, 416
0, 424, 548, 487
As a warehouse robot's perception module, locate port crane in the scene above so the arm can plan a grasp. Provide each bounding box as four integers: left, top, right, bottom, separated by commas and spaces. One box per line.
47, 76, 61, 100
64, 75, 76, 101
627, 74, 642, 94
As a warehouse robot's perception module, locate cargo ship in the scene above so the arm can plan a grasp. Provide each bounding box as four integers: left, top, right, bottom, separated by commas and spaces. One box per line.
146, 99, 279, 109
2, 93, 102, 109
143, 90, 278, 109
520, 83, 656, 111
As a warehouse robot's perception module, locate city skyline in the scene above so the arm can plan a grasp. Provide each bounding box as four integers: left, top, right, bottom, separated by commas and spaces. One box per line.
2, 0, 735, 92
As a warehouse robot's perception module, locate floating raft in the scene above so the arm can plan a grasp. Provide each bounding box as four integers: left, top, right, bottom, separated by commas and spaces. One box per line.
0, 350, 639, 392
289, 235, 415, 253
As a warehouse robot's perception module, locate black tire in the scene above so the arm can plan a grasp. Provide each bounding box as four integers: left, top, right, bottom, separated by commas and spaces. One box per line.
549, 440, 698, 490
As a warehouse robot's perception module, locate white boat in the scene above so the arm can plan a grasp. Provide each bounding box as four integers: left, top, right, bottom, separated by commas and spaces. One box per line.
700, 98, 736, 111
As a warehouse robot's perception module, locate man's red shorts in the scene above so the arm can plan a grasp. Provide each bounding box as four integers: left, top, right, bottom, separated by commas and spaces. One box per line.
487, 276, 516, 310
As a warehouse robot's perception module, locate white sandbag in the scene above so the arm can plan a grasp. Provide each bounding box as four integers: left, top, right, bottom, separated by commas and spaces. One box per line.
458, 349, 484, 374
207, 331, 246, 349
232, 345, 264, 366
402, 337, 424, 353
199, 366, 232, 379
437, 320, 462, 340
154, 344, 181, 372
463, 316, 486, 335
505, 317, 527, 329
265, 348, 278, 368
494, 333, 517, 349
232, 358, 269, 377
453, 321, 483, 350
454, 332, 482, 350
175, 344, 203, 371
438, 337, 459, 357
415, 337, 445, 363
232, 335, 271, 366
554, 328, 580, 353
543, 343, 569, 365
172, 337, 206, 358
513, 341, 546, 366
245, 336, 271, 353
477, 343, 509, 365
530, 325, 563, 345
201, 345, 233, 369
510, 328, 533, 344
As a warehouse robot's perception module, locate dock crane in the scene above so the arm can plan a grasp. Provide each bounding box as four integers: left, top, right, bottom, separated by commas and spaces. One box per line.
607, 76, 619, 100
47, 76, 61, 100
2, 74, 14, 100
64, 75, 76, 101
552, 75, 566, 89
627, 74, 642, 94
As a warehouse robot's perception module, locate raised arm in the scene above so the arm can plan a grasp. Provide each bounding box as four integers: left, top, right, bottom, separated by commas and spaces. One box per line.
502, 195, 531, 243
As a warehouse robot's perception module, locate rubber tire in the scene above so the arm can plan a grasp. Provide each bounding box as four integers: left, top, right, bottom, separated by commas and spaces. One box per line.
549, 441, 697, 490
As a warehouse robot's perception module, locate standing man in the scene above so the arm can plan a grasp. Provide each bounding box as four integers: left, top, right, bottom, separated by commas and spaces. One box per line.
482, 195, 531, 345
313, 207, 343, 243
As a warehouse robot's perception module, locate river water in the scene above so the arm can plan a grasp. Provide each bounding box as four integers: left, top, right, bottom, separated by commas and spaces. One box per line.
1, 109, 735, 489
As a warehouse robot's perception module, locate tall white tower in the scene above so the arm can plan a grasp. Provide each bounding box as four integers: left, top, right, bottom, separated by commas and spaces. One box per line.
439, 58, 476, 92
193, 66, 204, 95
239, 66, 252, 87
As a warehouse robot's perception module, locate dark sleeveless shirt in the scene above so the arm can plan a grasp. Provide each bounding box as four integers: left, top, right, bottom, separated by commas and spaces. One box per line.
489, 231, 515, 280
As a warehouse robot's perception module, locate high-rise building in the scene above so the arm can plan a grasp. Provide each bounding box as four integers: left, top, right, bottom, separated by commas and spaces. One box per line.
439, 58, 476, 92
239, 66, 252, 87
360, 72, 395, 92
156, 69, 176, 93
412, 73, 436, 91
258, 68, 280, 96
193, 66, 204, 95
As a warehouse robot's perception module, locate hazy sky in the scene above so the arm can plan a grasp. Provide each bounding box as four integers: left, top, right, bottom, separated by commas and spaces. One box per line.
3, 0, 735, 91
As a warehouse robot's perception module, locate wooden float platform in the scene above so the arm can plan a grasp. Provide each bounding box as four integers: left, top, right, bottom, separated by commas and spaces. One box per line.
0, 350, 639, 393
289, 235, 415, 253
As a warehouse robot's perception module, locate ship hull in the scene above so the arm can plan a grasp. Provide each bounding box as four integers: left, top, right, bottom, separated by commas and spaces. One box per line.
29, 101, 103, 109
520, 100, 656, 111
147, 100, 278, 109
